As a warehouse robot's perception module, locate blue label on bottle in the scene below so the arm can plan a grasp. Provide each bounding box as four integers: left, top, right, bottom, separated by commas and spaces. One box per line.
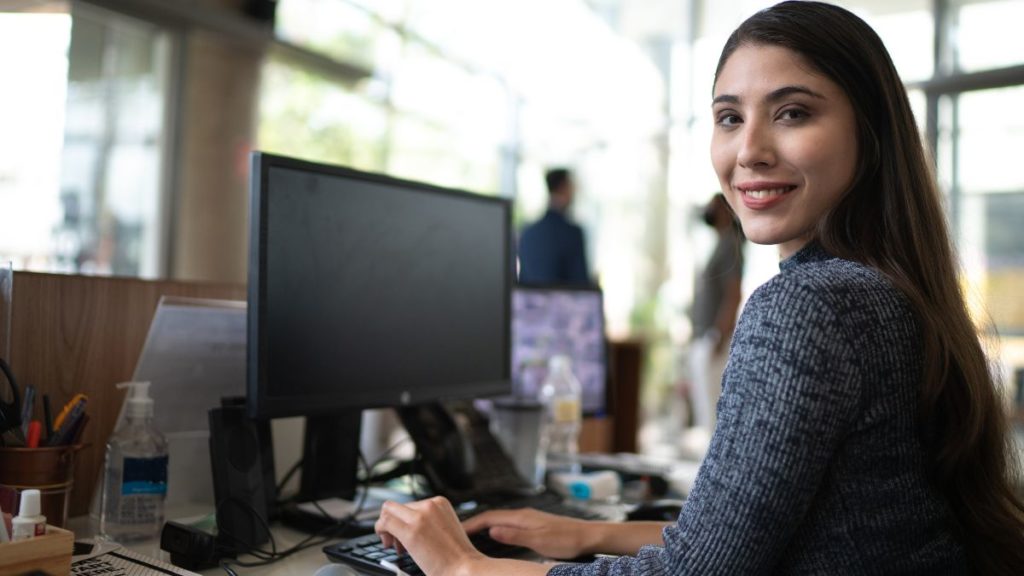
121, 456, 168, 496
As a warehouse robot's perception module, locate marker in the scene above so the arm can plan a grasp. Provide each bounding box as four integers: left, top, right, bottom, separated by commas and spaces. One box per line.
26, 421, 41, 448
53, 393, 87, 430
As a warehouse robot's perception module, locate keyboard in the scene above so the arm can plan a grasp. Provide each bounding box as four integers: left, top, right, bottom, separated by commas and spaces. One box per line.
323, 493, 605, 575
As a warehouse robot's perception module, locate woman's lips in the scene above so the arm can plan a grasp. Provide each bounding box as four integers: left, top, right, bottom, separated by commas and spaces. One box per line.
737, 185, 796, 210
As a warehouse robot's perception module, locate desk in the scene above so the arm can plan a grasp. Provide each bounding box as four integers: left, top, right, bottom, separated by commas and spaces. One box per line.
68, 506, 335, 575
67, 500, 627, 575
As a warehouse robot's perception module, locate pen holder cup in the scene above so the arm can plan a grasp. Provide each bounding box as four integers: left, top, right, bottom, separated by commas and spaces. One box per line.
0, 445, 83, 528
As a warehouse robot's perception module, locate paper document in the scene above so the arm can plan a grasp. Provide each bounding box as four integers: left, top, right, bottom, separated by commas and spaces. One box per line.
72, 540, 200, 575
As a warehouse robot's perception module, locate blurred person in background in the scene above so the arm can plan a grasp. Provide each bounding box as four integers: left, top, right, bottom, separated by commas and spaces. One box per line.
687, 193, 744, 439
517, 168, 591, 286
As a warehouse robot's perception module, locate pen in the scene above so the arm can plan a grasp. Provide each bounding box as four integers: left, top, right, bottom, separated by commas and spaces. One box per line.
20, 385, 34, 437
379, 559, 411, 576
43, 394, 53, 441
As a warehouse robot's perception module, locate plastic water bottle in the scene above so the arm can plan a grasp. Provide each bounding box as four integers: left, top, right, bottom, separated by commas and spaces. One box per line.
538, 355, 583, 479
99, 381, 169, 543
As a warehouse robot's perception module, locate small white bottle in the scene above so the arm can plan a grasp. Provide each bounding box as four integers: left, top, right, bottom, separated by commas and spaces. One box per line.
538, 355, 583, 480
11, 489, 46, 541
99, 381, 169, 543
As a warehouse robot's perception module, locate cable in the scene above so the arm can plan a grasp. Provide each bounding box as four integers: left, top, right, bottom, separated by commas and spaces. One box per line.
214, 496, 278, 560
276, 459, 303, 496
218, 438, 414, 575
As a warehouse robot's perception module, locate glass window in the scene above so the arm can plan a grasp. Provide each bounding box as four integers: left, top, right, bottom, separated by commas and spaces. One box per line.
390, 43, 503, 132
0, 4, 71, 271
258, 51, 389, 173
0, 3, 172, 278
402, 0, 468, 52
952, 87, 1024, 332
387, 113, 501, 195
57, 6, 172, 278
957, 86, 1024, 195
906, 89, 927, 138
275, 0, 402, 75
952, 0, 1024, 73
847, 0, 934, 82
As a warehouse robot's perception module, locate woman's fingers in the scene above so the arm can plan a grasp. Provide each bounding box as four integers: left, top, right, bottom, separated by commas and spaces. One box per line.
461, 507, 588, 559
488, 524, 537, 548
374, 497, 487, 576
376, 500, 415, 554
462, 509, 529, 534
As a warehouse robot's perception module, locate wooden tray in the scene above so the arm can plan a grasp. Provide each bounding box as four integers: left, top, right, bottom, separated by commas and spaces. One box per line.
0, 525, 74, 576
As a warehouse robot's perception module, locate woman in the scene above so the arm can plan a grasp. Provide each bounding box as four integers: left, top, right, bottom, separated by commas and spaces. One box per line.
374, 3, 1024, 574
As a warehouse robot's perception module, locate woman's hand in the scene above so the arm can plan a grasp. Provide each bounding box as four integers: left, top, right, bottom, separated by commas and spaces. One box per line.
375, 496, 485, 576
461, 507, 594, 560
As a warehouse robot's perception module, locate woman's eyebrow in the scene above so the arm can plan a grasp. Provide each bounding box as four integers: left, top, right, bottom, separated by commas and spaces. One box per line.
712, 85, 826, 106
765, 85, 826, 103
712, 94, 739, 106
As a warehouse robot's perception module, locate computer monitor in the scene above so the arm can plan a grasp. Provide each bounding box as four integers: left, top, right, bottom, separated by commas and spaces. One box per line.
247, 152, 512, 503
511, 286, 607, 416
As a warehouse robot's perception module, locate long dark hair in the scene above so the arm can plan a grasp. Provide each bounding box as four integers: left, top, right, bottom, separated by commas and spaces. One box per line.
714, 2, 1024, 572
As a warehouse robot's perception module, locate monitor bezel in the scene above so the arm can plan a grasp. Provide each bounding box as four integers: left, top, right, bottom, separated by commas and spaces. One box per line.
247, 151, 513, 419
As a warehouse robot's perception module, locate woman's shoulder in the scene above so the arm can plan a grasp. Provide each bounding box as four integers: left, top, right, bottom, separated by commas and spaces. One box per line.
745, 250, 917, 346
754, 250, 904, 309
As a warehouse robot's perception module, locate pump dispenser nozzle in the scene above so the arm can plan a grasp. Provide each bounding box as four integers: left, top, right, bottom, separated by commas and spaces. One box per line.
116, 381, 154, 419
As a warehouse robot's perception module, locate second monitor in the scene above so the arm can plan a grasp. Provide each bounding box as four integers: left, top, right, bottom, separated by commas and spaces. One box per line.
511, 286, 607, 416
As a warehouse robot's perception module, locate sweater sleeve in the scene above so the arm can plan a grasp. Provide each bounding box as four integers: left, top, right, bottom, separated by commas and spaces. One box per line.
549, 277, 864, 576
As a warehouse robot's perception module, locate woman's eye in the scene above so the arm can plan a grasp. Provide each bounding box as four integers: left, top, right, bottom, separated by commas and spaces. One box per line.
716, 113, 742, 127
778, 107, 809, 122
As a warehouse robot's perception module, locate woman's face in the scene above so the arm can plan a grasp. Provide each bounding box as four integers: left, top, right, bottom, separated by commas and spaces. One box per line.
711, 43, 858, 258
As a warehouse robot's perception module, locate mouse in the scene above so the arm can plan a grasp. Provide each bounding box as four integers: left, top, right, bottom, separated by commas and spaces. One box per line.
313, 562, 362, 576
625, 498, 685, 522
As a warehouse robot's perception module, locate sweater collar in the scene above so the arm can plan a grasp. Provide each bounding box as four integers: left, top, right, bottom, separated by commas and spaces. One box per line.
780, 241, 831, 272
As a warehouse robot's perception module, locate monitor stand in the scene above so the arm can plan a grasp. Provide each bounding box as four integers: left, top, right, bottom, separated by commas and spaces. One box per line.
279, 411, 363, 534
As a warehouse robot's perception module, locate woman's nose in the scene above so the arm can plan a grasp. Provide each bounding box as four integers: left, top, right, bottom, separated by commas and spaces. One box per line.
736, 122, 776, 168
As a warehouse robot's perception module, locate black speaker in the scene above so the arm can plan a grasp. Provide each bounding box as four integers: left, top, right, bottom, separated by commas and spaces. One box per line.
209, 398, 274, 554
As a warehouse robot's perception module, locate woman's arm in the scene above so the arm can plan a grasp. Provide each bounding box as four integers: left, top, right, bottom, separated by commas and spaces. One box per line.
584, 521, 670, 555
463, 509, 670, 557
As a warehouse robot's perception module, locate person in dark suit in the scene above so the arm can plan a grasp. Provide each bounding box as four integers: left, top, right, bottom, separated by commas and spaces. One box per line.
516, 168, 591, 286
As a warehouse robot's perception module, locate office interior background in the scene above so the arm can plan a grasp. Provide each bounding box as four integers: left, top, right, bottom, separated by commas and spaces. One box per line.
2, 0, 1023, 454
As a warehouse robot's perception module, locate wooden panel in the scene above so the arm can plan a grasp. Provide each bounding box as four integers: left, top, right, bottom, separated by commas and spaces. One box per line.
608, 338, 645, 454
579, 416, 613, 453
8, 271, 245, 516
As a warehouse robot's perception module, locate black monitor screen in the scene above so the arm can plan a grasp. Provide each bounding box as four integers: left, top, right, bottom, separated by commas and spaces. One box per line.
248, 153, 512, 418
511, 286, 607, 416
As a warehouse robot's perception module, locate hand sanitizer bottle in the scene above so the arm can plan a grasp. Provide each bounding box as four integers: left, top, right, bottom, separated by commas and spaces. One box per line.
99, 381, 168, 543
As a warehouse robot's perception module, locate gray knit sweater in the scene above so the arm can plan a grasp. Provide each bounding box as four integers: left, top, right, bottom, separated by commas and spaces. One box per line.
549, 243, 967, 575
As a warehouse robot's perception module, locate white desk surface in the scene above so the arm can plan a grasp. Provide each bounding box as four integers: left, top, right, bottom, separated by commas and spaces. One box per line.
69, 505, 343, 575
